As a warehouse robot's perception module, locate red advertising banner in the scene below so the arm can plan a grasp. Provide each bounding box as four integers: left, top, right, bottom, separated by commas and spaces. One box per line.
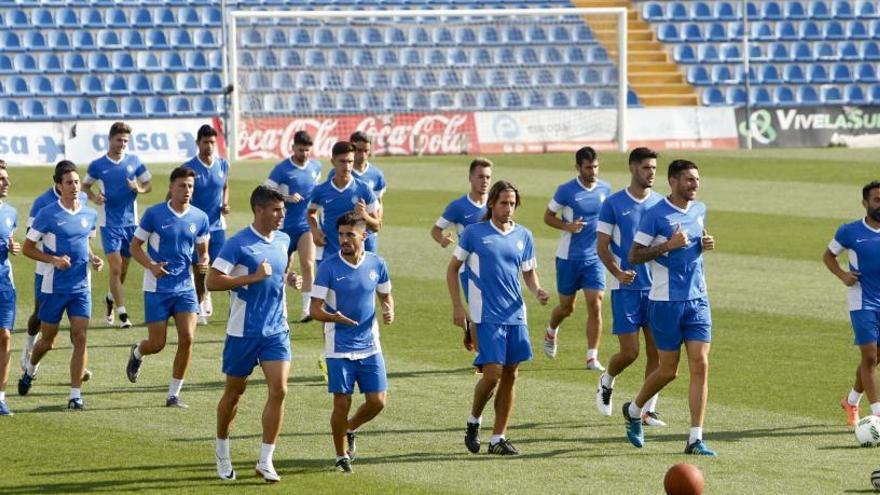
237, 112, 479, 160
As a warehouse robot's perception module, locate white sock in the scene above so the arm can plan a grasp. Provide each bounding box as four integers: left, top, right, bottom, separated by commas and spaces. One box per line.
467, 415, 481, 425
489, 434, 505, 445
25, 333, 36, 349
600, 372, 615, 388
133, 345, 143, 360
26, 360, 38, 376
849, 389, 863, 406
628, 401, 641, 419
586, 348, 598, 361
0, 391, 6, 401
168, 378, 183, 398
301, 292, 311, 314
336, 455, 349, 462
69, 388, 81, 400
116, 306, 127, 316
644, 394, 659, 413
689, 427, 703, 444
546, 326, 558, 337
106, 291, 114, 303
259, 443, 275, 465
871, 402, 880, 416
216, 438, 230, 459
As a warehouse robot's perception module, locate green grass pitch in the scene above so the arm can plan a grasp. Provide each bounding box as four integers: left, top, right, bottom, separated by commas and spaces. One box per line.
1, 148, 878, 493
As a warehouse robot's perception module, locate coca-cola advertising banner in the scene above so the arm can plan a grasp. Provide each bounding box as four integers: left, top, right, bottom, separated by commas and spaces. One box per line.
237, 112, 477, 159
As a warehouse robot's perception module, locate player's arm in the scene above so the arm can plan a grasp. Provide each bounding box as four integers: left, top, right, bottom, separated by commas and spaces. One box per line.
130, 237, 169, 278
355, 200, 382, 232
824, 243, 859, 286
378, 292, 394, 324
307, 205, 325, 246
629, 225, 688, 265
522, 268, 550, 305
23, 224, 71, 269
309, 289, 358, 326
194, 240, 210, 274
596, 232, 635, 285
127, 165, 153, 194
431, 225, 455, 248
543, 206, 584, 233
81, 177, 104, 205
446, 256, 467, 327
221, 182, 230, 215
207, 259, 271, 291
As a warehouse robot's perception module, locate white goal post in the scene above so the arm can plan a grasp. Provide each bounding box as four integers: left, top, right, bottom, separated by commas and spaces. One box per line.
226, 7, 627, 160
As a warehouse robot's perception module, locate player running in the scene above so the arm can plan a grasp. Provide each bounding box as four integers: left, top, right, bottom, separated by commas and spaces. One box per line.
0, 160, 20, 415
595, 148, 665, 426
264, 130, 322, 323
210, 186, 301, 483
125, 167, 211, 408
543, 147, 611, 370
825, 180, 880, 426
310, 212, 394, 473
181, 125, 230, 325
448, 181, 549, 455
83, 122, 152, 329
20, 162, 103, 410
621, 159, 717, 456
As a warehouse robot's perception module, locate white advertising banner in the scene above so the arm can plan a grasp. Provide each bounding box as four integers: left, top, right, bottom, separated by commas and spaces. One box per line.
62, 119, 214, 165
0, 122, 66, 166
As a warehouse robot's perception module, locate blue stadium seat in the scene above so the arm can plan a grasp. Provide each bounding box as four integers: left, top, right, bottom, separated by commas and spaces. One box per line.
687, 66, 710, 85
5, 9, 26, 27
23, 100, 46, 120
146, 97, 169, 117
387, 27, 407, 45
800, 21, 822, 40
355, 50, 373, 66
265, 28, 286, 47
271, 73, 292, 91
332, 93, 355, 112
847, 85, 868, 103
825, 20, 845, 39
567, 47, 586, 64
833, 0, 854, 18
798, 86, 820, 103
597, 90, 616, 107
107, 8, 127, 26
441, 69, 461, 87
410, 27, 430, 46
418, 70, 438, 88
133, 8, 154, 27
360, 94, 381, 111
22, 31, 47, 51
138, 52, 161, 71
38, 53, 62, 73
177, 74, 200, 94
557, 68, 577, 86
784, 64, 808, 83
83, 8, 104, 28
81, 75, 103, 96
5, 77, 25, 97
849, 21, 869, 39
281, 51, 301, 68
815, 42, 836, 60
657, 24, 679, 42
509, 69, 527, 86
173, 29, 194, 48
857, 63, 879, 82
810, 0, 832, 19
381, 49, 401, 66
186, 52, 208, 71
54, 76, 78, 96
1, 32, 22, 52
544, 47, 562, 64
179, 7, 200, 27
0, 101, 20, 121
668, 2, 689, 20
48, 99, 71, 119
674, 45, 697, 63
581, 68, 603, 85
478, 92, 499, 109
777, 21, 798, 41
89, 53, 112, 73
535, 69, 554, 85
473, 48, 492, 66
786, 1, 808, 19
322, 71, 343, 89
407, 92, 429, 111
95, 98, 121, 118
69, 98, 93, 118
365, 27, 384, 45
822, 85, 844, 103
344, 71, 365, 89
704, 22, 726, 42
48, 30, 71, 50
147, 29, 169, 49
527, 90, 546, 108
501, 91, 522, 109
170, 96, 194, 116
551, 25, 571, 43
858, 1, 878, 18
793, 42, 813, 61
573, 90, 592, 107
592, 46, 610, 63
457, 92, 477, 110
702, 88, 725, 106
642, 2, 664, 20
528, 26, 547, 43
130, 74, 152, 95
394, 71, 415, 88
123, 30, 147, 49
726, 87, 747, 105
769, 43, 790, 61
122, 97, 145, 118
154, 74, 177, 94
698, 45, 720, 63
156, 7, 177, 27
763, 1, 783, 19
386, 93, 406, 111
873, 85, 880, 103
163, 52, 185, 72
865, 41, 880, 60
547, 90, 568, 107
716, 1, 737, 20
691, 1, 713, 20
14, 54, 36, 73
106, 75, 129, 95
331, 50, 350, 67
752, 22, 774, 41
832, 63, 853, 82
809, 64, 831, 83
98, 30, 121, 49
258, 50, 278, 68
242, 29, 262, 47
205, 7, 222, 27
840, 42, 860, 60
297, 72, 318, 89
57, 8, 78, 28
488, 69, 508, 87
505, 26, 525, 44
74, 31, 96, 50
194, 95, 216, 114
480, 25, 499, 44
574, 25, 594, 42
728, 22, 745, 40
761, 65, 782, 84
63, 53, 87, 73
773, 86, 796, 104
722, 44, 742, 61
711, 65, 735, 84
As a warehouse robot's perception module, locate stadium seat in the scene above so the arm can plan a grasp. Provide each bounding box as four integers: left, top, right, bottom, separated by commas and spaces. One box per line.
815, 42, 836, 60
769, 43, 790, 62
657, 24, 679, 42
360, 94, 381, 111
750, 87, 771, 105
800, 21, 822, 40
48, 99, 71, 119
776, 22, 798, 41
179, 7, 201, 27
154, 74, 177, 94
784, 64, 808, 83
865, 41, 880, 60
822, 85, 844, 103
170, 96, 194, 116
97, 30, 121, 49
322, 71, 343, 89
258, 50, 279, 68
122, 97, 145, 118
355, 50, 373, 66
344, 71, 365, 89
137, 52, 161, 71
858, 0, 878, 18
798, 86, 820, 103
292, 28, 312, 46
205, 7, 222, 27
186, 52, 209, 71
24, 100, 48, 119
130, 74, 152, 95
106, 75, 129, 95
505, 26, 525, 44
14, 54, 37, 73
407, 92, 430, 111
551, 26, 571, 42
751, 22, 774, 41
381, 49, 401, 66
194, 96, 217, 114
1, 32, 22, 52
512, 69, 530, 86
702, 88, 726, 106
177, 74, 200, 94
691, 1, 713, 20
833, 0, 854, 18
243, 29, 263, 47
591, 46, 610, 63
857, 63, 879, 82
726, 87, 747, 105
107, 8, 127, 26
162, 52, 185, 72
478, 92, 500, 109
687, 66, 710, 85
705, 22, 727, 42
696, 45, 720, 63
72, 98, 94, 118
146, 96, 169, 117
54, 76, 78, 96
535, 69, 554, 86
722, 44, 742, 61
668, 2, 689, 20
22, 31, 47, 51
173, 29, 194, 48
132, 7, 152, 27
365, 27, 384, 45
394, 71, 415, 88
57, 8, 78, 28
574, 90, 592, 107
386, 93, 406, 111
489, 69, 509, 87
48, 31, 71, 50
674, 45, 697, 64
551, 91, 570, 107
527, 90, 546, 108
832, 63, 853, 83
387, 27, 407, 45
847, 85, 868, 104
716, 1, 737, 20
96, 98, 121, 118
581, 68, 603, 85
297, 72, 318, 89
88, 53, 112, 73
809, 64, 831, 83
761, 65, 782, 84
824, 21, 845, 39
518, 47, 539, 65
123, 30, 147, 49
64, 53, 87, 73
597, 90, 616, 107
209, 51, 222, 71
810, 1, 832, 19
849, 21, 869, 40
38, 53, 62, 74
410, 27, 430, 45
156, 7, 176, 27
567, 47, 586, 64
457, 92, 477, 110
786, 1, 808, 19
74, 31, 96, 50
544, 47, 562, 64
774, 86, 796, 104
80, 75, 103, 96
711, 66, 735, 84
282, 51, 301, 68
793, 42, 813, 61
0, 101, 20, 121
147, 30, 169, 49
642, 2, 664, 20
502, 91, 523, 109
83, 8, 104, 28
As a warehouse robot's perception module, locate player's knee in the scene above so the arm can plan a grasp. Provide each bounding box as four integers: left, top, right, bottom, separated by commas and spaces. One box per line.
621, 347, 639, 363
267, 383, 287, 401
658, 364, 678, 381
558, 304, 574, 318
69, 333, 87, 349
688, 357, 709, 377
367, 394, 386, 411
0, 331, 10, 349
177, 333, 194, 349
863, 354, 879, 369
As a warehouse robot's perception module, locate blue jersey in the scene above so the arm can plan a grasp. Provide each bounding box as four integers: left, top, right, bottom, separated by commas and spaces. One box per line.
26, 201, 98, 294
84, 154, 151, 227
264, 157, 323, 231
309, 177, 378, 255
597, 189, 664, 291
634, 198, 708, 302
29, 186, 88, 276
435, 194, 486, 235
548, 178, 612, 260
0, 203, 17, 292
313, 251, 391, 359
830, 218, 880, 311
213, 226, 291, 338
453, 221, 537, 325
134, 202, 210, 293
328, 162, 387, 199
181, 155, 229, 232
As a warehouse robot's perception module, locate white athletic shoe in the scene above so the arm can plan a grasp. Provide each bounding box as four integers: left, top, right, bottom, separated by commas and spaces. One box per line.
255, 461, 280, 483
543, 331, 557, 359
641, 411, 667, 427
595, 374, 613, 416
198, 313, 209, 326
204, 294, 213, 317
216, 456, 236, 481
585, 358, 606, 372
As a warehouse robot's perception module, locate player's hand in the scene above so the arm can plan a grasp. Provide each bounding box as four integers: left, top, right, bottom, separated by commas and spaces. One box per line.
150, 261, 170, 278
221, 203, 230, 215
196, 257, 209, 275
334, 311, 358, 327
382, 306, 394, 324
463, 323, 475, 351
313, 230, 326, 247
564, 217, 586, 234
53, 255, 71, 270
89, 254, 103, 272
254, 259, 272, 281
354, 200, 368, 218
284, 193, 303, 204
840, 271, 860, 287
286, 271, 303, 290
616, 270, 637, 285
701, 233, 715, 251
8, 237, 20, 256
452, 305, 468, 328
666, 223, 689, 250
535, 287, 550, 305
440, 233, 454, 248
93, 193, 106, 206
126, 178, 142, 193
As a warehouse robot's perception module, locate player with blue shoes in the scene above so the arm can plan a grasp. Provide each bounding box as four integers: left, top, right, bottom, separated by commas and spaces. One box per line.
83, 122, 152, 329
621, 159, 716, 457
20, 162, 104, 410
309, 211, 394, 474
328, 132, 387, 253
181, 125, 230, 326
20, 161, 90, 382
209, 186, 302, 483
825, 180, 880, 427
543, 147, 612, 370
448, 181, 550, 456
595, 148, 666, 427
264, 130, 323, 323
431, 158, 492, 350
125, 167, 211, 409
0, 160, 21, 416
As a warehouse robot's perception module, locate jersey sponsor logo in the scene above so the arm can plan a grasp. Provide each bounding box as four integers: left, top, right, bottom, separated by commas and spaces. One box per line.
126, 165, 134, 173
600, 193, 606, 202
516, 240, 525, 251
80, 218, 88, 228
189, 223, 197, 233
351, 196, 359, 205
369, 270, 378, 281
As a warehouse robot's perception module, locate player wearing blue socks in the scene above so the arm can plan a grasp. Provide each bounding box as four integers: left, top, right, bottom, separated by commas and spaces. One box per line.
209, 186, 302, 483
622, 159, 716, 456
543, 147, 612, 369
83, 122, 152, 329
0, 160, 20, 415
824, 180, 880, 426
447, 181, 549, 456
310, 212, 394, 473
126, 167, 211, 408
21, 162, 103, 410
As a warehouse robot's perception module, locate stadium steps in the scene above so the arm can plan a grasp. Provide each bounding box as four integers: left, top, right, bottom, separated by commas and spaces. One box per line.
572, 0, 699, 106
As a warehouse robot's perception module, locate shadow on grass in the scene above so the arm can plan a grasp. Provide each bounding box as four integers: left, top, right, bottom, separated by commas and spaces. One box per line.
0, 471, 267, 494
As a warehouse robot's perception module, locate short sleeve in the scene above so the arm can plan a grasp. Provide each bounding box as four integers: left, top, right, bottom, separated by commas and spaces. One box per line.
362, 186, 379, 214
311, 261, 332, 300
452, 226, 473, 261
83, 161, 98, 185
133, 208, 154, 241
548, 186, 565, 213
829, 225, 849, 255
135, 160, 151, 183
308, 187, 322, 211
596, 200, 615, 236
376, 258, 391, 294
265, 165, 287, 194
520, 231, 537, 272
439, 201, 459, 226
375, 171, 387, 198
212, 240, 239, 274
196, 214, 211, 244
27, 210, 49, 242
633, 210, 657, 247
